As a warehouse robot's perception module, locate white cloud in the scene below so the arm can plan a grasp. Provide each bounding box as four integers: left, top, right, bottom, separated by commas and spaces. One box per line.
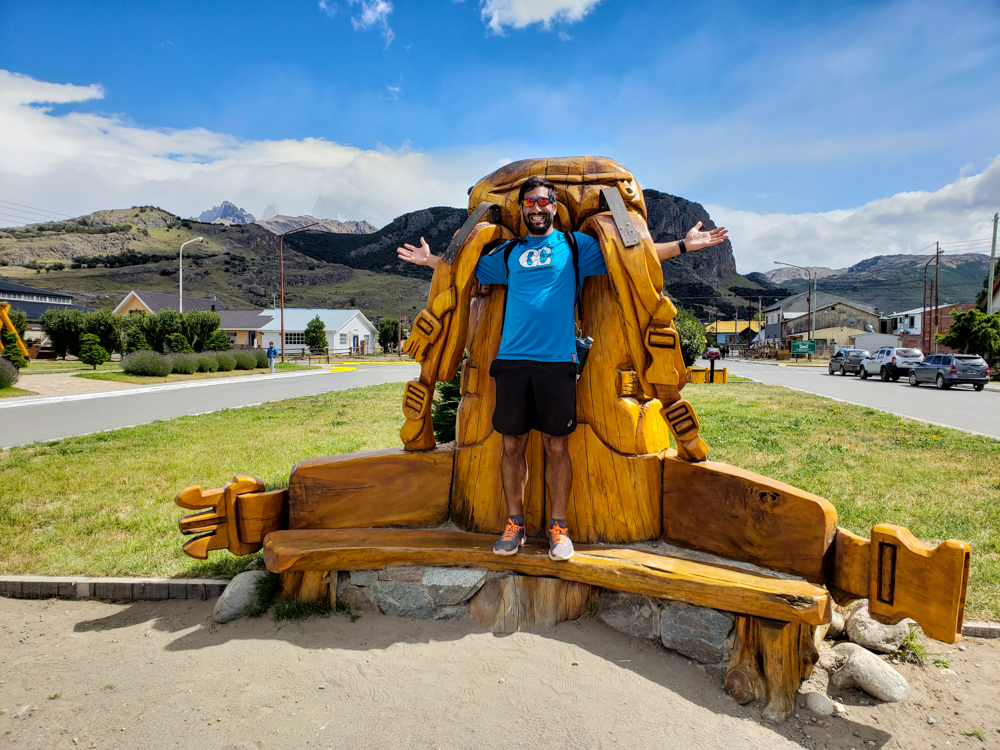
708, 156, 1000, 273
318, 0, 337, 18
480, 0, 600, 34
0, 70, 491, 228
350, 0, 394, 46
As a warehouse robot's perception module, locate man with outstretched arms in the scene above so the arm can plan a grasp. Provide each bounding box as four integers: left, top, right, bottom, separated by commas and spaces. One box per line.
397, 176, 728, 561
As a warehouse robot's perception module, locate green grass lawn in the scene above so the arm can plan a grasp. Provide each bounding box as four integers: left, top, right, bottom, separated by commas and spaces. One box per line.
19, 360, 122, 375
0, 381, 996, 619
74, 361, 316, 384
0, 386, 38, 399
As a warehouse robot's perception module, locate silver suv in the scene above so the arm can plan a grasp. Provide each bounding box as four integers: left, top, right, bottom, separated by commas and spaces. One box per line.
860, 347, 924, 382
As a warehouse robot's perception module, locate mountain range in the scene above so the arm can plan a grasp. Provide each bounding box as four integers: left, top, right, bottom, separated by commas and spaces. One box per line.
197, 201, 256, 225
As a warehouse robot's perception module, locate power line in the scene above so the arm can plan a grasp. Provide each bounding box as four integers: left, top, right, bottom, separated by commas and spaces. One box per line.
0, 199, 73, 219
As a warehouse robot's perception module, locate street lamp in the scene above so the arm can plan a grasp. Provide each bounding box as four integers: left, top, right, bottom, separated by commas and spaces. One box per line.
277, 222, 319, 363
774, 260, 814, 358
179, 237, 204, 313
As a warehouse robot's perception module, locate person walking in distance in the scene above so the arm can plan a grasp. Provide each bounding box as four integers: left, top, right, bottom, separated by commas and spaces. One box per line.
397, 176, 727, 560
266, 341, 278, 374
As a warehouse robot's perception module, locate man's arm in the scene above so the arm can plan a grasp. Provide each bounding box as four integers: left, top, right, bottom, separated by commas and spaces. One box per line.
396, 237, 440, 269
653, 221, 729, 262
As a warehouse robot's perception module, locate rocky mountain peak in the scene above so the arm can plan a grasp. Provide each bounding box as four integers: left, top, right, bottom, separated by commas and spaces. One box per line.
198, 201, 256, 224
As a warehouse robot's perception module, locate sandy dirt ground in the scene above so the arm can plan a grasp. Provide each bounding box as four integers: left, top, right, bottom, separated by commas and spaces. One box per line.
0, 598, 997, 750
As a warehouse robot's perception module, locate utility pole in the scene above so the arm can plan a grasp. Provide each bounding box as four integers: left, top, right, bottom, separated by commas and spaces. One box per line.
989, 213, 998, 316
922, 255, 935, 354
397, 287, 402, 355
178, 237, 204, 313
277, 222, 319, 363
934, 242, 941, 354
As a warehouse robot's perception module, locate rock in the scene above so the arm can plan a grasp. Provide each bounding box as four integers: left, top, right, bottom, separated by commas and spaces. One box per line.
845, 602, 910, 654
370, 580, 434, 619
659, 601, 735, 665
433, 604, 469, 620
939, 668, 957, 676
421, 568, 486, 607
829, 643, 909, 702
804, 692, 834, 716
827, 610, 845, 640
349, 570, 378, 587
336, 584, 379, 614
14, 705, 37, 719
212, 571, 268, 624
377, 567, 424, 582
927, 716, 936, 724
598, 591, 661, 641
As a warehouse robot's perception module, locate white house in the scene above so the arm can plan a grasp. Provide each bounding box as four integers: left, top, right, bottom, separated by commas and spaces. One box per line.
258, 308, 377, 355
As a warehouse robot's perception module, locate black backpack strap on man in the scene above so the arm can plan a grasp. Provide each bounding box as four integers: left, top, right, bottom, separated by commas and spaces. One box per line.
484, 231, 580, 302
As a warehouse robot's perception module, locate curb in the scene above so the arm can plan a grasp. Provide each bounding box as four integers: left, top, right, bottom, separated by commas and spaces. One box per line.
0, 575, 228, 601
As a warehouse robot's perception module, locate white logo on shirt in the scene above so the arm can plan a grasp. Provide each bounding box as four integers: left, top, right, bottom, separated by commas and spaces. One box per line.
518, 246, 553, 269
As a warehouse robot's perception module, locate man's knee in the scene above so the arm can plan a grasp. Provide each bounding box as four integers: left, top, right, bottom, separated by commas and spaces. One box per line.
502, 433, 529, 457
541, 433, 569, 458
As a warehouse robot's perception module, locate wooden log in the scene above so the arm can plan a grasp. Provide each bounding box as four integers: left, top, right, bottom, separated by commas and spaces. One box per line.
288, 445, 453, 530
469, 575, 594, 633
828, 526, 870, 604
277, 570, 330, 603
237, 489, 287, 544
725, 616, 817, 724
662, 457, 838, 583
262, 528, 831, 626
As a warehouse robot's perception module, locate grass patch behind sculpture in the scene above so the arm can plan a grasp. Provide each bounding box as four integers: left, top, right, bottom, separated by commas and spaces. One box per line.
1, 380, 997, 620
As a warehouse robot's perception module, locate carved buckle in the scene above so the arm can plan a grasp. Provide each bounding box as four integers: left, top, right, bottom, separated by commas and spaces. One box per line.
402, 381, 432, 420
646, 325, 678, 350
664, 400, 700, 442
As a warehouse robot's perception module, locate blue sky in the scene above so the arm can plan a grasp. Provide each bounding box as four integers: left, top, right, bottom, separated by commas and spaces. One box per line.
2, 0, 999, 271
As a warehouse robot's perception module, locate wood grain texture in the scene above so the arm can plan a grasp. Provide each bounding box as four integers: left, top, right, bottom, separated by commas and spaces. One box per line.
261, 527, 831, 626
867, 524, 970, 644
236, 489, 287, 544
469, 575, 594, 633
288, 446, 453, 530
662, 457, 838, 583
176, 475, 266, 559
828, 527, 870, 604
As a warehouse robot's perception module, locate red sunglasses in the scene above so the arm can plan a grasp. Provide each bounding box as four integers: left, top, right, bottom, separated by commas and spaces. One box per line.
521, 197, 555, 207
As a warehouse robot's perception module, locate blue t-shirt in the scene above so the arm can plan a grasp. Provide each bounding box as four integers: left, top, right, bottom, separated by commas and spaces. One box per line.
475, 231, 607, 363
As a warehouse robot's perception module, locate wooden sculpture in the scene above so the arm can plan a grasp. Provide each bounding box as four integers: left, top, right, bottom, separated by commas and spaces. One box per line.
175, 157, 971, 724
0, 302, 30, 358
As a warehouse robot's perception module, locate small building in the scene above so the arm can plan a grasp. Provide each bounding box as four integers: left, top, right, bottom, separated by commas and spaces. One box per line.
881, 303, 977, 354
705, 320, 761, 345
218, 310, 275, 349
0, 279, 94, 347
112, 290, 228, 315
258, 308, 377, 355
783, 301, 880, 349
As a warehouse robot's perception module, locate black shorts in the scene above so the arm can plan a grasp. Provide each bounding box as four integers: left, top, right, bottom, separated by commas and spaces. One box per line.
489, 359, 578, 437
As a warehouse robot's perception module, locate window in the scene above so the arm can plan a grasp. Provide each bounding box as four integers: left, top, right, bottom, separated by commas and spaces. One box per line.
226, 331, 237, 343
339, 333, 348, 345
285, 332, 305, 345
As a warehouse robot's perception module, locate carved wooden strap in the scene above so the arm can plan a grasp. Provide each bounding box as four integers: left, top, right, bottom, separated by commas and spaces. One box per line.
177, 476, 288, 559
868, 524, 970, 644
644, 323, 681, 386
401, 381, 432, 421
402, 288, 457, 362
662, 399, 700, 443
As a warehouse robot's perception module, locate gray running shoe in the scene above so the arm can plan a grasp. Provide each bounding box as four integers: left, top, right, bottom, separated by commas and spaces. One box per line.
493, 518, 526, 555
547, 520, 574, 561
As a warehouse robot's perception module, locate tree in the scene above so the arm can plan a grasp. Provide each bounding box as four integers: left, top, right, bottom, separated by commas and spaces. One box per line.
432, 358, 463, 443
78, 333, 109, 370
1, 330, 29, 369
7, 307, 27, 338
124, 328, 150, 354
378, 317, 400, 354
166, 332, 194, 353
674, 308, 708, 368
936, 309, 1000, 363
304, 315, 327, 350
183, 310, 222, 349
84, 309, 126, 354
39, 308, 86, 359
203, 329, 232, 351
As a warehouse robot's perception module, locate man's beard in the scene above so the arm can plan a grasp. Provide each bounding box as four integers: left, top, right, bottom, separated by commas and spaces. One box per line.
524, 211, 552, 235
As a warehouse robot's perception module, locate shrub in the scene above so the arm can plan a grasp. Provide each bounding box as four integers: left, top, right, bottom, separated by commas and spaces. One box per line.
78, 333, 109, 370
0, 358, 19, 389
170, 353, 199, 374
253, 348, 268, 368
166, 332, 194, 354
232, 350, 256, 370
40, 308, 86, 358
124, 328, 150, 354
195, 354, 219, 373
432, 359, 463, 444
121, 350, 172, 377
304, 315, 327, 350
1, 331, 29, 369
674, 308, 708, 368
214, 351, 236, 371
183, 310, 222, 349
204, 330, 232, 351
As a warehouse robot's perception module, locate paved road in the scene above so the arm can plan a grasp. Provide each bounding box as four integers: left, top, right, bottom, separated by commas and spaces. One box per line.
1, 364, 419, 448
716, 358, 1000, 439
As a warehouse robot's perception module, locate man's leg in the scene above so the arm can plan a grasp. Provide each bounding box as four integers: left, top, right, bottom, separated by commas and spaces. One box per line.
494, 432, 529, 555
542, 433, 574, 561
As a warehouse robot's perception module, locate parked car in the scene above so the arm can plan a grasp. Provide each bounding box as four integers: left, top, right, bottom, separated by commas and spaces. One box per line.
705, 347, 722, 360
828, 349, 869, 376
859, 347, 924, 381
908, 353, 990, 390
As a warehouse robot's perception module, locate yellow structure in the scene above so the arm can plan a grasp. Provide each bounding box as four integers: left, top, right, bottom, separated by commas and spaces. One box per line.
705, 319, 761, 345
0, 302, 30, 357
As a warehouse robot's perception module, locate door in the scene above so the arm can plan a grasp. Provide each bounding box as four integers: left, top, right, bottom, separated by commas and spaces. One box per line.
352, 335, 359, 354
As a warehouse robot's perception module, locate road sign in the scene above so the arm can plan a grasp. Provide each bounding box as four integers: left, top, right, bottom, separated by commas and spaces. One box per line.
791, 340, 816, 354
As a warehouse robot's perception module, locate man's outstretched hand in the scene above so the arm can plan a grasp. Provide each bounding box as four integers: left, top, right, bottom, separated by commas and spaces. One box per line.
396, 236, 440, 269
685, 221, 728, 251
